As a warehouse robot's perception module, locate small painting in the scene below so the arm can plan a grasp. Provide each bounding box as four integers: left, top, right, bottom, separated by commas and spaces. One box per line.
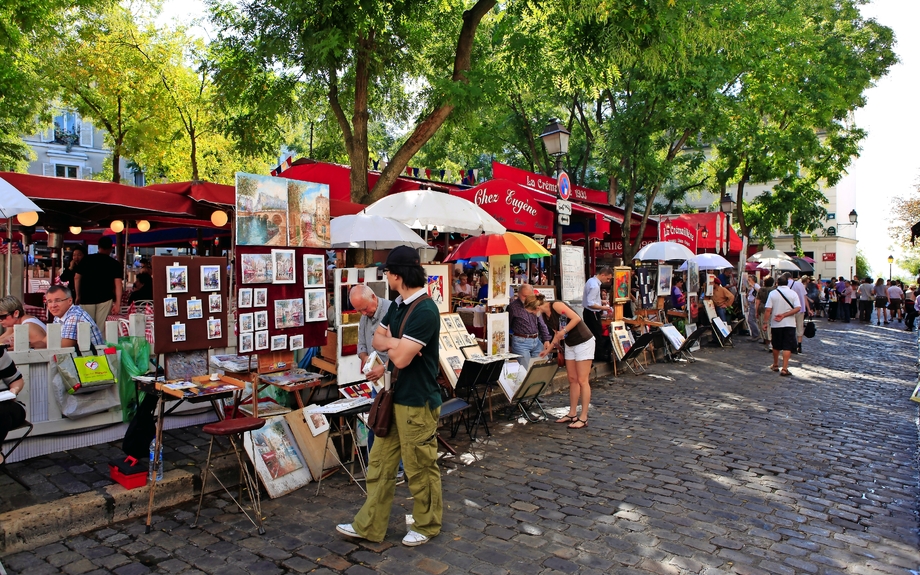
164, 297, 178, 317
303, 255, 325, 287
243, 415, 312, 498
424, 264, 450, 314
200, 265, 221, 292
239, 313, 254, 333
306, 412, 329, 437
208, 293, 222, 313
270, 334, 287, 351
687, 260, 700, 297
239, 288, 253, 308
275, 298, 305, 329
255, 330, 269, 350
657, 265, 673, 297
305, 289, 327, 322
254, 288, 268, 307
487, 255, 511, 306
239, 332, 254, 353
487, 312, 508, 356
187, 298, 203, 320
272, 249, 296, 284
207, 318, 222, 339
289, 334, 304, 351
706, 273, 716, 297
613, 267, 631, 303
241, 253, 274, 284
166, 265, 188, 294
171, 323, 186, 342
254, 310, 269, 330
688, 295, 699, 322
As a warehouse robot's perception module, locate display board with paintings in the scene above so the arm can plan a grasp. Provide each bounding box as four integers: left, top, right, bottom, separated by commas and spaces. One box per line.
636, 267, 656, 309
152, 256, 229, 354
438, 313, 478, 388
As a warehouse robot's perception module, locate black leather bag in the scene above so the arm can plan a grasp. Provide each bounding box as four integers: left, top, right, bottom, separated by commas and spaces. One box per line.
804, 320, 816, 338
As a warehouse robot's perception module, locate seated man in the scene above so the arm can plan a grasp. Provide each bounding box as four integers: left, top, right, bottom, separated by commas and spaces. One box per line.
129, 272, 153, 302
45, 285, 104, 348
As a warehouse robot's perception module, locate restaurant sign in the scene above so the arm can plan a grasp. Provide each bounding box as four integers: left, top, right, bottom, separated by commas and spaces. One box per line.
596, 239, 654, 257
658, 217, 697, 252
492, 162, 609, 205
452, 179, 553, 235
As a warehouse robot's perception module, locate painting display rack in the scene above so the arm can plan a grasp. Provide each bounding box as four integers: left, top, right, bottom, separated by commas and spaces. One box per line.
454, 357, 505, 440
619, 332, 656, 375
312, 403, 372, 496
508, 359, 558, 423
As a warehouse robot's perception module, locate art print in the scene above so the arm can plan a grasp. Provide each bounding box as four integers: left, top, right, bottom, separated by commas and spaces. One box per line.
241, 253, 274, 284
244, 415, 312, 498
163, 350, 208, 380
287, 179, 331, 248
660, 324, 685, 350
275, 298, 305, 329
687, 260, 700, 297
270, 334, 287, 351
424, 264, 450, 314
487, 312, 508, 356
289, 334, 304, 351
461, 345, 484, 360
236, 172, 289, 246
441, 317, 452, 333
238, 288, 253, 308
452, 333, 466, 349
703, 299, 718, 322
449, 314, 464, 331
239, 313, 254, 333
440, 334, 454, 350
171, 323, 186, 342
207, 318, 222, 340
438, 349, 464, 388
487, 255, 511, 306
208, 293, 222, 313
303, 255, 325, 287
254, 310, 269, 330
305, 289, 327, 322
254, 288, 268, 307
688, 295, 699, 322
255, 330, 269, 350
239, 332, 254, 353
200, 265, 221, 292
613, 267, 631, 303
272, 249, 296, 284
166, 265, 188, 294
685, 323, 701, 352
187, 299, 203, 319
706, 274, 716, 297
163, 297, 178, 317
657, 265, 673, 297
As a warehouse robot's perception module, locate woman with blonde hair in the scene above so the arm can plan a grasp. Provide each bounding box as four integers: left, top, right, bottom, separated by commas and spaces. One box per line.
523, 294, 595, 429
0, 296, 47, 350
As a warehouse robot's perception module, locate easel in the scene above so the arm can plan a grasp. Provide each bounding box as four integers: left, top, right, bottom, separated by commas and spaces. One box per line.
454, 357, 504, 440
670, 325, 708, 363
710, 317, 736, 348
508, 359, 558, 422
623, 307, 665, 368
618, 332, 656, 375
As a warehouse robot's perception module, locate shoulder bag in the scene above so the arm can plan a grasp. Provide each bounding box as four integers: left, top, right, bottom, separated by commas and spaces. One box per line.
366, 294, 430, 437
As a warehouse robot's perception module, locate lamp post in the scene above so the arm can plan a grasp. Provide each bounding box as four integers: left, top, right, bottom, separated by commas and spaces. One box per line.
720, 192, 736, 226
539, 119, 571, 287
888, 254, 893, 281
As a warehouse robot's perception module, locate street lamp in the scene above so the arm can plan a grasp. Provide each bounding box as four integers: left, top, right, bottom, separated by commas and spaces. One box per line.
539, 118, 571, 288
838, 209, 858, 227
888, 254, 893, 280
720, 193, 736, 225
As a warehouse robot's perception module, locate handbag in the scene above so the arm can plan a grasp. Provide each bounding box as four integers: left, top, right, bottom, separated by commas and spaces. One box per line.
56, 344, 118, 395
366, 294, 430, 437
803, 320, 816, 338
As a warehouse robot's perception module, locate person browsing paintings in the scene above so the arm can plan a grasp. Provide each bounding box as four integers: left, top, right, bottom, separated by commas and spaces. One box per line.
349, 285, 391, 384
0, 296, 47, 350
337, 246, 442, 548
507, 284, 551, 370
765, 280, 801, 376
523, 294, 595, 429
45, 285, 105, 348
0, 345, 25, 463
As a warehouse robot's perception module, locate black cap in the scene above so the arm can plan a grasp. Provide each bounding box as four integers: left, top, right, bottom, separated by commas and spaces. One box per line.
384, 246, 421, 268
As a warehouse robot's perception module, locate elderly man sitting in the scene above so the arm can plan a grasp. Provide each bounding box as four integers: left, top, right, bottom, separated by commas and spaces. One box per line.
45, 285, 104, 348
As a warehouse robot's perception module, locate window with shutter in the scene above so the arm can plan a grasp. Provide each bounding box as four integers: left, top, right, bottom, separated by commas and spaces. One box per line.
79, 121, 93, 147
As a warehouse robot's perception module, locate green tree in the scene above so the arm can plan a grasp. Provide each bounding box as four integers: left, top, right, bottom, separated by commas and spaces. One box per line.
855, 249, 873, 279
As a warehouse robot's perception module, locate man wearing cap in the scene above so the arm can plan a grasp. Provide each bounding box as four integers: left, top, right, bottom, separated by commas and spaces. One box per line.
73, 237, 123, 329
337, 246, 442, 548
507, 283, 551, 369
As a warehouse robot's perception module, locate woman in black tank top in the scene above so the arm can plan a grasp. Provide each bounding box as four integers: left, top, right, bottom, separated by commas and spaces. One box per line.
523, 294, 595, 429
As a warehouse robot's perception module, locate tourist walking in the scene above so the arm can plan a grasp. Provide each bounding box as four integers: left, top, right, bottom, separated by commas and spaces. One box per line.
746, 274, 761, 341
858, 277, 874, 322
873, 278, 889, 325
765, 280, 801, 376
888, 280, 904, 323
757, 277, 776, 352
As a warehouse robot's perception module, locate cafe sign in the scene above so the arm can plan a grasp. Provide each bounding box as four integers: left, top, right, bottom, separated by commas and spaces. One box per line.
452, 179, 553, 235
658, 217, 697, 252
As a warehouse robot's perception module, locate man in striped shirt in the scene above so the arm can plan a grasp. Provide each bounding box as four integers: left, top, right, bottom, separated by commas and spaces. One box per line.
46, 285, 104, 348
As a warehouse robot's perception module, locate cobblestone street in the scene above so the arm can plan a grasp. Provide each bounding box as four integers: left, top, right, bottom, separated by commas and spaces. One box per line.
3, 319, 919, 575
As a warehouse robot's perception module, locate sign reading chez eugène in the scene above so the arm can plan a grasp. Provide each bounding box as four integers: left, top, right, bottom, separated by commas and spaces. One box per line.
452, 180, 553, 235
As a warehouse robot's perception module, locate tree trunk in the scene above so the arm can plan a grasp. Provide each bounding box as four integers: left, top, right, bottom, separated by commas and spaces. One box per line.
189, 124, 199, 181
350, 33, 372, 203
367, 0, 496, 201
112, 98, 123, 183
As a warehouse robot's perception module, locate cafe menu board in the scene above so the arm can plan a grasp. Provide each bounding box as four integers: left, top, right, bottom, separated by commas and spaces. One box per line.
560, 245, 586, 303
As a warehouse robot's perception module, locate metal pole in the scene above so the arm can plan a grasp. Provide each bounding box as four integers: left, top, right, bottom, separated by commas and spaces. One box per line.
5, 219, 10, 297
554, 156, 563, 287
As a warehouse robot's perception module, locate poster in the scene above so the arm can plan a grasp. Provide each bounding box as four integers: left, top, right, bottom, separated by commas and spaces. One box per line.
687, 260, 699, 297
613, 267, 631, 303
487, 312, 508, 355
487, 255, 511, 306
424, 264, 450, 314
657, 265, 673, 297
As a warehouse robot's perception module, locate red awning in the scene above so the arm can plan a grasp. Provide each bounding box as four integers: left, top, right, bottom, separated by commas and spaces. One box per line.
663, 213, 743, 255
146, 181, 235, 206
450, 180, 554, 236
330, 199, 366, 217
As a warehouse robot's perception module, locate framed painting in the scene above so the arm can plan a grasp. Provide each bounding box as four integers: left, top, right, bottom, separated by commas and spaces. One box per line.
254, 288, 268, 307
254, 310, 269, 330
303, 254, 325, 287
272, 249, 296, 284
163, 297, 178, 317
305, 289, 327, 322
200, 265, 221, 292
461, 345, 484, 360
438, 347, 465, 388
207, 318, 222, 340
243, 415, 312, 498
241, 253, 274, 284
702, 299, 717, 322
239, 312, 254, 333
236, 173, 289, 246
487, 255, 511, 306
239, 332, 254, 353
686, 260, 700, 297
208, 293, 222, 313
187, 298, 203, 320
166, 265, 188, 294
657, 265, 673, 297
255, 330, 269, 350
424, 264, 450, 315
486, 312, 508, 356
289, 334, 304, 351
306, 412, 330, 437
238, 288, 253, 308
275, 298, 305, 329
270, 334, 287, 351
171, 323, 186, 342
613, 267, 631, 303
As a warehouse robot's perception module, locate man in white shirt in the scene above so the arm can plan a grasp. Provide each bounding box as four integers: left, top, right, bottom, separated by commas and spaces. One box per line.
857, 278, 874, 322
582, 267, 613, 362
887, 281, 904, 322
783, 273, 810, 354
765, 282, 801, 376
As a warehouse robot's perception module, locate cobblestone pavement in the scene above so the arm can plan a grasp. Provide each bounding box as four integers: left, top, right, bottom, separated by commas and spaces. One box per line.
4, 318, 919, 574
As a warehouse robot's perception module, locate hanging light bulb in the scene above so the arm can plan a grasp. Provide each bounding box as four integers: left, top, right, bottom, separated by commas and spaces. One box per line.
69, 226, 82, 235
16, 211, 38, 226
136, 220, 150, 232
210, 210, 228, 227
110, 220, 125, 233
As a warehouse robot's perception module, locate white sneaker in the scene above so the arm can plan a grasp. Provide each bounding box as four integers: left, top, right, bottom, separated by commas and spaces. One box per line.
402, 530, 430, 547
336, 524, 362, 539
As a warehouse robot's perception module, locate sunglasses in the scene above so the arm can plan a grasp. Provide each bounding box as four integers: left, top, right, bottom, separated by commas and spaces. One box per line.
0, 314, 9, 320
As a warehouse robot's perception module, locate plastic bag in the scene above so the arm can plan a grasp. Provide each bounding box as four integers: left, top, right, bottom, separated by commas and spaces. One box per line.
51, 351, 121, 419
116, 336, 152, 422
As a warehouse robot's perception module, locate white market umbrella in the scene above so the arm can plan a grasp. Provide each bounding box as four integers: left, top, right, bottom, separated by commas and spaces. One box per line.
363, 190, 506, 236
678, 253, 733, 271
749, 249, 793, 262
756, 259, 799, 271
633, 241, 695, 262
331, 213, 428, 249
0, 177, 43, 296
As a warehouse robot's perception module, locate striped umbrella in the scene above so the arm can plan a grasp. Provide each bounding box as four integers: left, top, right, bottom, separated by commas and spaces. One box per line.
445, 232, 551, 262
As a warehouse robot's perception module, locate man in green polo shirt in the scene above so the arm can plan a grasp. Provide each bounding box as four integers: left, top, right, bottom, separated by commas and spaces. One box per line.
337, 246, 442, 547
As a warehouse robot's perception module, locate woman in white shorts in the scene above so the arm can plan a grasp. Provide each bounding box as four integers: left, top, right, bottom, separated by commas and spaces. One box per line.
524, 294, 595, 430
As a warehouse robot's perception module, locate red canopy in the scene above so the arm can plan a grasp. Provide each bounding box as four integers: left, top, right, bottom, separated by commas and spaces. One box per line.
146, 181, 234, 206
450, 180, 554, 236
667, 213, 743, 255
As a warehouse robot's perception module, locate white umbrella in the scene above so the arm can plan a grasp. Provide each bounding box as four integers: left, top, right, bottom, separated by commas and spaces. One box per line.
331, 213, 428, 249
364, 190, 506, 236
749, 249, 793, 262
633, 241, 695, 262
0, 177, 43, 296
756, 259, 799, 271
678, 253, 732, 271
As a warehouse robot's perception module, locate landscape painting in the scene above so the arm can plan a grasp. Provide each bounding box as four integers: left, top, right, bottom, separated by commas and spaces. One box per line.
288, 180, 331, 248
275, 298, 305, 329
241, 253, 274, 284
236, 172, 289, 246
